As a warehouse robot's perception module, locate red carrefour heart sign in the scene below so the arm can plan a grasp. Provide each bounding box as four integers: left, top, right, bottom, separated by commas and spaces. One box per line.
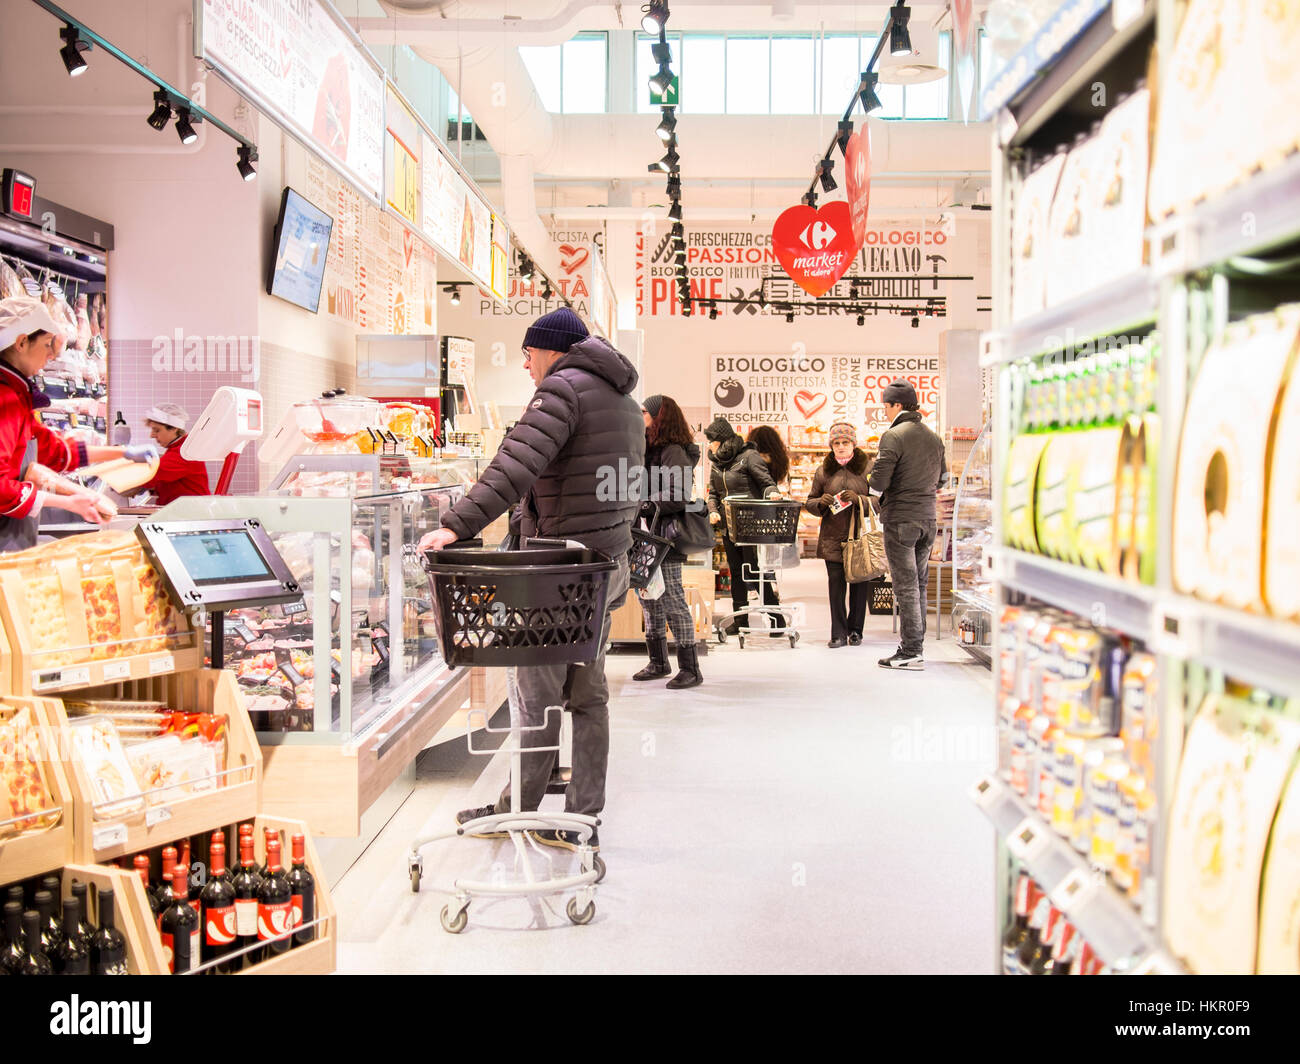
844, 130, 872, 252
772, 201, 856, 297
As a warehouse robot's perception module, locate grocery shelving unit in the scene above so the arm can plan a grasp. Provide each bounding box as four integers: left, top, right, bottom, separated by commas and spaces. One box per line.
977, 0, 1300, 975
950, 423, 993, 665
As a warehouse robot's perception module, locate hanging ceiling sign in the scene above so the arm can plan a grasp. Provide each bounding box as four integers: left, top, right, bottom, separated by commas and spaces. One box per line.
385, 87, 421, 227
490, 215, 510, 302
420, 133, 493, 292
771, 202, 858, 298
844, 130, 872, 253
198, 0, 385, 201
952, 0, 978, 123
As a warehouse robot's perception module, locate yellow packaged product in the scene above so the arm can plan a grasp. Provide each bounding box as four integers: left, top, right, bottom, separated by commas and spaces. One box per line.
1257, 759, 1300, 974
1071, 426, 1125, 573
1003, 435, 1050, 552
1088, 756, 1130, 872
1051, 736, 1086, 841
1264, 354, 1300, 619
1113, 774, 1145, 895
1121, 652, 1158, 785
1033, 434, 1079, 563
1073, 737, 1123, 855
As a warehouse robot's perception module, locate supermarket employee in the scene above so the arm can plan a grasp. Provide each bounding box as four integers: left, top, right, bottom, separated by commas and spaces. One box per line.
0, 296, 155, 550
139, 403, 211, 504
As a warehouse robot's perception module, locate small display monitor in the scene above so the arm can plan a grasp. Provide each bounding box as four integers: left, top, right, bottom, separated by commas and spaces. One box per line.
267, 187, 333, 313
167, 529, 274, 586
136, 519, 302, 612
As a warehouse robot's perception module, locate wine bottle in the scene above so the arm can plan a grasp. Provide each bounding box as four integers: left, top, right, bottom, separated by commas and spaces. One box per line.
18, 910, 52, 975
1, 901, 25, 974
179, 838, 202, 915
160, 859, 200, 975
33, 889, 66, 969
232, 833, 263, 968
288, 833, 315, 946
154, 846, 178, 927
90, 887, 128, 975
134, 854, 166, 927
258, 827, 277, 880
56, 896, 90, 975
257, 837, 293, 960
210, 830, 233, 888
68, 882, 95, 943
5, 884, 23, 911
1001, 874, 1033, 975
200, 842, 238, 974
1016, 890, 1051, 975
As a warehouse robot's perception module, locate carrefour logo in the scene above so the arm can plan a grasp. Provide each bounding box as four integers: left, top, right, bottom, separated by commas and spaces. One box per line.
799, 219, 839, 250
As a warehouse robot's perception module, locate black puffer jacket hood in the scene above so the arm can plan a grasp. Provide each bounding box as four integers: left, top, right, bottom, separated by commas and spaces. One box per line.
440, 334, 645, 558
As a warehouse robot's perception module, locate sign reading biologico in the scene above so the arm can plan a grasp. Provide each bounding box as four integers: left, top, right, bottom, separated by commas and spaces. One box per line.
637, 223, 959, 321
710, 353, 942, 439
200, 0, 385, 200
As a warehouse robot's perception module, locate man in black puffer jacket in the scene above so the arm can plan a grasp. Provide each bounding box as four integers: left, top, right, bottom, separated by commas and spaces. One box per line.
704, 417, 781, 635
419, 307, 644, 853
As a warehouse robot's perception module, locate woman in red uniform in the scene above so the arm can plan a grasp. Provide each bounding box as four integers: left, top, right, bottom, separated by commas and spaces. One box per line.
139, 404, 211, 504
0, 297, 155, 551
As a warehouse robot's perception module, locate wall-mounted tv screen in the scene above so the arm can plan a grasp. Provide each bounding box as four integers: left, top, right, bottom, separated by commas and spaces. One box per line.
267, 187, 332, 313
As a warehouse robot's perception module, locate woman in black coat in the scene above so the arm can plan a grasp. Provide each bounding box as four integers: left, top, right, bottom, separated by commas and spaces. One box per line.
705, 417, 781, 635
635, 395, 703, 688
804, 421, 874, 648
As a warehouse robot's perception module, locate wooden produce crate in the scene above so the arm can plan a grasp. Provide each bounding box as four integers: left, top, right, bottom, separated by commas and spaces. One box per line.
41, 669, 262, 864
0, 698, 74, 884
62, 862, 167, 975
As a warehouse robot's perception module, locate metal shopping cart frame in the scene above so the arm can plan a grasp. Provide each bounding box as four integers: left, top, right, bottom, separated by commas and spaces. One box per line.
712, 496, 802, 650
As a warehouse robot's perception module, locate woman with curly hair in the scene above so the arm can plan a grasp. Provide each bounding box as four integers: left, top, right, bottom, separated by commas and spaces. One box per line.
634, 394, 703, 688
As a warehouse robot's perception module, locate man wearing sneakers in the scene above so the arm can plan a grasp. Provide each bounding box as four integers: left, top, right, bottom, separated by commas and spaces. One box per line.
417, 307, 644, 853
869, 380, 947, 671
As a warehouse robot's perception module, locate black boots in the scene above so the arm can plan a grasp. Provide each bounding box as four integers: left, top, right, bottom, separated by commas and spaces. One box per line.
666, 641, 703, 689
634, 636, 672, 681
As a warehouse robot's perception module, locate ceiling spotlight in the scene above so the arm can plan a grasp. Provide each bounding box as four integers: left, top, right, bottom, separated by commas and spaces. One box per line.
236, 144, 257, 181
641, 1, 670, 34
911, 313, 920, 328
542, 281, 554, 300
850, 283, 859, 299
837, 120, 854, 155
519, 256, 534, 281
801, 191, 817, 207
668, 201, 682, 221
656, 107, 677, 141
59, 24, 89, 77
651, 147, 680, 173
817, 158, 837, 193
666, 175, 682, 197
449, 286, 461, 306
175, 107, 199, 145
857, 314, 865, 326
147, 89, 172, 131
889, 2, 913, 57
709, 305, 719, 320
652, 41, 673, 65
649, 63, 674, 96
671, 222, 684, 239
859, 71, 883, 114
786, 311, 795, 323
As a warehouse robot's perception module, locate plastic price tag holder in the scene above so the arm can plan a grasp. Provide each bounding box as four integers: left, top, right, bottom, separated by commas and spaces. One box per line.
1112, 0, 1144, 30
278, 661, 305, 688
282, 600, 308, 619
34, 666, 90, 691
1006, 816, 1052, 866
1051, 867, 1100, 916
1150, 600, 1200, 660
150, 653, 174, 675
969, 774, 1005, 811
93, 822, 128, 851
232, 622, 257, 644
145, 805, 173, 828
103, 661, 132, 681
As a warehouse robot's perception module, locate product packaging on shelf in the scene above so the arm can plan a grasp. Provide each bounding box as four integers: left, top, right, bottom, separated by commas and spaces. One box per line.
0, 704, 59, 839
1257, 761, 1300, 974
1264, 356, 1300, 619
1011, 152, 1065, 322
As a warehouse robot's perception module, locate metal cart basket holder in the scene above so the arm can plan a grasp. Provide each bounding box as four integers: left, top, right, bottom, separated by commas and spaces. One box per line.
714, 496, 803, 649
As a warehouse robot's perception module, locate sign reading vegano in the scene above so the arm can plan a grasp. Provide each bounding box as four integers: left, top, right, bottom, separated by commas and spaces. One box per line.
200, 0, 385, 201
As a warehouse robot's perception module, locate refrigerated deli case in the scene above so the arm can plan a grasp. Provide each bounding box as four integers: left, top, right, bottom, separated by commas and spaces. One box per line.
155, 477, 475, 838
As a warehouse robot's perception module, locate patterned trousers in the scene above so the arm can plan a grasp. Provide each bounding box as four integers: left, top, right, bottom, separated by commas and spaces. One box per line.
640, 558, 695, 646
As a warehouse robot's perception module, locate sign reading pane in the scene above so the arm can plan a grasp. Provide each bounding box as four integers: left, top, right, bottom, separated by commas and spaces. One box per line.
726, 37, 770, 114
820, 35, 860, 114
772, 37, 814, 113
563, 36, 607, 113
683, 35, 725, 113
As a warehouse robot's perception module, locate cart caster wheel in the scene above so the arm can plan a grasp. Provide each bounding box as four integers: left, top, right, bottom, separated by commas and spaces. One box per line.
738, 635, 745, 649
789, 633, 799, 647
566, 897, 596, 925
440, 905, 468, 934
593, 855, 607, 884
409, 867, 421, 893
715, 629, 727, 645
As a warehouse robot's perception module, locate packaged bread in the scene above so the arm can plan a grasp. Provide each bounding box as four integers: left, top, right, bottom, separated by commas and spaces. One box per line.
1163, 695, 1300, 974
67, 716, 144, 820
125, 734, 219, 803
0, 705, 59, 837
1173, 307, 1300, 610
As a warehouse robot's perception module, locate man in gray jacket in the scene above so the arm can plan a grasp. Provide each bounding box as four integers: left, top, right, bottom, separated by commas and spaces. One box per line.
868, 379, 947, 671
418, 306, 644, 851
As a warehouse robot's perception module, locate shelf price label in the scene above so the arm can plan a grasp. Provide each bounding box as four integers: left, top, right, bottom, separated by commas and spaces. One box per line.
33, 666, 90, 691
92, 822, 128, 851
1006, 816, 1052, 865
969, 774, 1005, 812
103, 661, 132, 681
150, 653, 175, 675
1050, 867, 1100, 916
145, 805, 173, 828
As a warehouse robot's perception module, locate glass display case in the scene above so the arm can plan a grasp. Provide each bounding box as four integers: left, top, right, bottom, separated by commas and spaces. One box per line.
951, 422, 993, 663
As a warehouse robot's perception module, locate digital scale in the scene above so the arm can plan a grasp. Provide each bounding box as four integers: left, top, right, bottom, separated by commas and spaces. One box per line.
135, 518, 302, 669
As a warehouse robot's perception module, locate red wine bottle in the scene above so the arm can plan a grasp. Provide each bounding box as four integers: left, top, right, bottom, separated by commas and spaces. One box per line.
56, 896, 91, 975
160, 860, 199, 975
258, 827, 277, 880
154, 846, 178, 926
257, 837, 293, 960
209, 830, 233, 888
90, 887, 128, 975
232, 834, 263, 968
135, 854, 166, 927
200, 842, 238, 974
179, 838, 201, 915
17, 910, 52, 975
0, 901, 25, 974
288, 833, 316, 947
33, 889, 66, 968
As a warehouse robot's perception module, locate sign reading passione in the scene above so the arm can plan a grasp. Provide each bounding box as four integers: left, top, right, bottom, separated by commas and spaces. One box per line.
710, 353, 942, 439
201, 0, 385, 200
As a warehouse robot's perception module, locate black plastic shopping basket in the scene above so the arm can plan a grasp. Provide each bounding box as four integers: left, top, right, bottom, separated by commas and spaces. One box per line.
422, 545, 617, 667
722, 496, 803, 544
628, 527, 673, 590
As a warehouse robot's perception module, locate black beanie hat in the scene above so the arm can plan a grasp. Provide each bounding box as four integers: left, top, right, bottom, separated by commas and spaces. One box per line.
704, 417, 738, 443
523, 306, 589, 353
643, 395, 665, 419
882, 378, 919, 407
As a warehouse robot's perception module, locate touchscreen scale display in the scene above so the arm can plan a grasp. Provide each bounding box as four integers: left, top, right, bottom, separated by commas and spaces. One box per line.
168, 530, 274, 586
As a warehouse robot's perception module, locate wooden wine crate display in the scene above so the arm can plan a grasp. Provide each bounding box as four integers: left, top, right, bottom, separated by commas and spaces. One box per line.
63, 862, 167, 976
0, 698, 75, 884
38, 669, 263, 864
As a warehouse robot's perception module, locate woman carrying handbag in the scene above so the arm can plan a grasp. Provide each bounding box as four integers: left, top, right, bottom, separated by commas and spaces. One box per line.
634, 395, 704, 689
803, 422, 874, 648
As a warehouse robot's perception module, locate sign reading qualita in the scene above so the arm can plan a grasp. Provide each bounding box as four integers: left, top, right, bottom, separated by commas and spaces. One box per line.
710, 353, 942, 438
